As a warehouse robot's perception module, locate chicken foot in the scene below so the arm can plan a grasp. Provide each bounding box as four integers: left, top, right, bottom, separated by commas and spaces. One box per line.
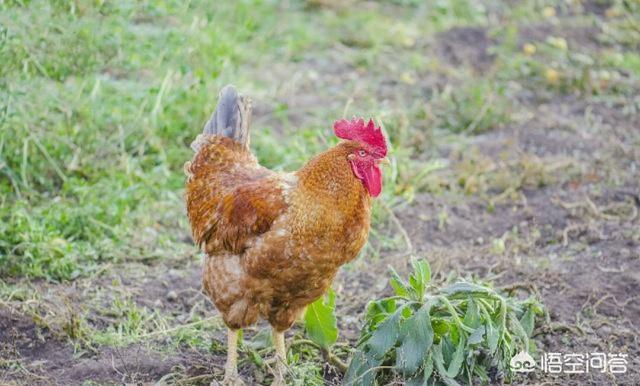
272, 329, 287, 386
219, 328, 244, 386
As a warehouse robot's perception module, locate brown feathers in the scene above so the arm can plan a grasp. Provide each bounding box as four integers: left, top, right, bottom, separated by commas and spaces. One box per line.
185, 136, 284, 250
185, 136, 373, 331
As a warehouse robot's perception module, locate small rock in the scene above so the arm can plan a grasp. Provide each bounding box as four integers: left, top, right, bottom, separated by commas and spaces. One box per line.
167, 290, 178, 301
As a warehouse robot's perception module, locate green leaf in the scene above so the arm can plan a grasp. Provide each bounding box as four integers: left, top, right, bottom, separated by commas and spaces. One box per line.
449, 324, 459, 346
473, 364, 489, 384
344, 351, 365, 382
304, 289, 338, 349
463, 298, 480, 329
247, 349, 264, 368
519, 308, 535, 336
447, 334, 465, 378
496, 298, 507, 342
408, 258, 431, 299
245, 328, 273, 350
424, 352, 434, 381
396, 302, 434, 375
441, 282, 492, 297
433, 344, 461, 386
412, 258, 431, 285
508, 313, 530, 352
367, 305, 404, 359
404, 376, 425, 386
344, 350, 382, 386
405, 353, 433, 386
467, 326, 485, 345
485, 320, 499, 355
389, 266, 410, 297
432, 343, 446, 373
364, 298, 396, 330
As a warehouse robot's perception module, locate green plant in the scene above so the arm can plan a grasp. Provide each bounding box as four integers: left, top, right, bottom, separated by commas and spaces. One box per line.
303, 288, 351, 373
344, 258, 544, 386
430, 81, 511, 134
305, 288, 339, 350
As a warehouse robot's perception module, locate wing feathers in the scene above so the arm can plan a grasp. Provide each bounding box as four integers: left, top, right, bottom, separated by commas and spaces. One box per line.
185, 136, 289, 254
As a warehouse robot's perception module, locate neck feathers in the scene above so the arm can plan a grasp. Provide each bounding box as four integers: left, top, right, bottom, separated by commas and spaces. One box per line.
297, 145, 366, 201
289, 144, 372, 251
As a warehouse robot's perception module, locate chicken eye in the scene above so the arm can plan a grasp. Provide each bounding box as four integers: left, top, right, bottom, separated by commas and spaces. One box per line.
358, 150, 367, 157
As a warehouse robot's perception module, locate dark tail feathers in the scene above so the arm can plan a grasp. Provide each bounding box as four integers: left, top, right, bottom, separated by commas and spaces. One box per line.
195, 85, 252, 150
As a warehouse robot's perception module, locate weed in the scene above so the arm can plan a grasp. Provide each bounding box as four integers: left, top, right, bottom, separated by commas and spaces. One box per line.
344, 258, 544, 385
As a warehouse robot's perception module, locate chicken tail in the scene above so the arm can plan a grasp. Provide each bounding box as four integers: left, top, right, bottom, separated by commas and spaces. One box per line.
191, 85, 252, 152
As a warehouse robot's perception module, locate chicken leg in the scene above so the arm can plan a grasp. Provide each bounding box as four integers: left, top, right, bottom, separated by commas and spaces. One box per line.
272, 329, 287, 386
220, 328, 244, 385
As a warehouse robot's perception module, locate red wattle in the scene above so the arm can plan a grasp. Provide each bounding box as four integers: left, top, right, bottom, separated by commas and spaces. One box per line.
361, 165, 382, 197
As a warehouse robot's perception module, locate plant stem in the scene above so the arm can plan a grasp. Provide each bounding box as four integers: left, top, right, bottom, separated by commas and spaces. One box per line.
290, 339, 349, 373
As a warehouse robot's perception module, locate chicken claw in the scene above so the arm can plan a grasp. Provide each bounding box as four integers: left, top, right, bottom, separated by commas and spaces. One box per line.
272, 329, 287, 386
211, 329, 245, 386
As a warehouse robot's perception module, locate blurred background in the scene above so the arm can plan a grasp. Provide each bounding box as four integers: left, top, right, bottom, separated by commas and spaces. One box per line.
1, 0, 638, 385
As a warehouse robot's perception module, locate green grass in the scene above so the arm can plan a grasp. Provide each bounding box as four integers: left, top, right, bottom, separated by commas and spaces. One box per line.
1, 1, 637, 279
0, 0, 493, 280
0, 0, 316, 280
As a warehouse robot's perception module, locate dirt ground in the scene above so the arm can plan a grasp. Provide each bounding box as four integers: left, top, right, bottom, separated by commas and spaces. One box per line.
2, 3, 639, 386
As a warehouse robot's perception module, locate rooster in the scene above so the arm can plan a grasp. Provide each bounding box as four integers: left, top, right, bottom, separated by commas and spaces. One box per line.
184, 85, 388, 385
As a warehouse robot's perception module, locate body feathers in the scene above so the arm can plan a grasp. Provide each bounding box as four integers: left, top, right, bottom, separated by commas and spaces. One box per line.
185, 87, 373, 331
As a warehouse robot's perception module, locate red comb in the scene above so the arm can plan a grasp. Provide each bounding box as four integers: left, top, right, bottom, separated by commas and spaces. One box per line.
333, 117, 387, 157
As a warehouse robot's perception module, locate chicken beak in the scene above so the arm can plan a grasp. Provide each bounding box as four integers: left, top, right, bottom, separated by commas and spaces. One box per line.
376, 157, 390, 166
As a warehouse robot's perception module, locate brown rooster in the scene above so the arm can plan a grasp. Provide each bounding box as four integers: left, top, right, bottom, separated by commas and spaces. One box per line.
184, 85, 388, 385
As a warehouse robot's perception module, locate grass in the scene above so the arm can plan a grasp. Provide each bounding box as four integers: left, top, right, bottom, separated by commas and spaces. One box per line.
3, 0, 634, 280
1, 0, 302, 280
1, 0, 638, 384
0, 0, 424, 280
